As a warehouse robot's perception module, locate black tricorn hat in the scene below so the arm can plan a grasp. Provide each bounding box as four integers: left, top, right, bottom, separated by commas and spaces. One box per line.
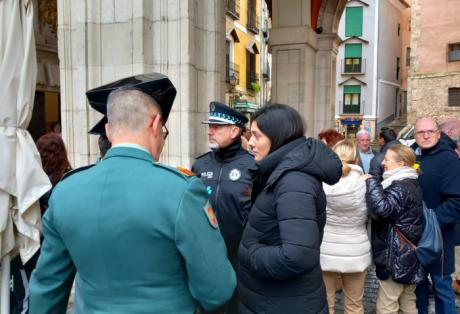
87, 73, 177, 135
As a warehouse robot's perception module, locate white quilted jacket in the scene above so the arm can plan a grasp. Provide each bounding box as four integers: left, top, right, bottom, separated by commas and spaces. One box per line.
320, 164, 372, 273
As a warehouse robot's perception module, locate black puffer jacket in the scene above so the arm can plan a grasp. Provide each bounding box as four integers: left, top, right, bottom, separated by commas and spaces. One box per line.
366, 176, 424, 284
238, 137, 342, 314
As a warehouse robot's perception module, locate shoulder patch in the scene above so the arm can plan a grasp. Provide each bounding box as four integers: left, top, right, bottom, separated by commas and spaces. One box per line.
177, 166, 196, 177
203, 202, 219, 229
60, 164, 95, 182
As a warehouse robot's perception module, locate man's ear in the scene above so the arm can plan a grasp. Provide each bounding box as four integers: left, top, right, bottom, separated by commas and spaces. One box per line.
105, 124, 112, 142
231, 125, 242, 140
151, 114, 162, 138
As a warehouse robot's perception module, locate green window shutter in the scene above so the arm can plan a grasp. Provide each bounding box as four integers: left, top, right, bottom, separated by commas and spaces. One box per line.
345, 44, 362, 58
344, 85, 361, 94
345, 7, 363, 37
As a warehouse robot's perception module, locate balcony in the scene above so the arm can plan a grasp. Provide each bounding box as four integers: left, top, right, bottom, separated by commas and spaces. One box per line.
226, 62, 240, 85
247, 11, 259, 34
247, 71, 259, 91
339, 100, 365, 115
341, 58, 366, 74
226, 0, 240, 19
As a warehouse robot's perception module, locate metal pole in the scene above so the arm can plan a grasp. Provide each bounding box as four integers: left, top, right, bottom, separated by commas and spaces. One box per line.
0, 253, 11, 314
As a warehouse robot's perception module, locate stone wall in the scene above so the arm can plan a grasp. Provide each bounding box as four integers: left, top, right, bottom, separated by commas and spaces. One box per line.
408, 73, 460, 124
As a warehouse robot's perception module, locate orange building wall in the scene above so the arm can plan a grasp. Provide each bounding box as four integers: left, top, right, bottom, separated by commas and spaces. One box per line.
414, 0, 460, 73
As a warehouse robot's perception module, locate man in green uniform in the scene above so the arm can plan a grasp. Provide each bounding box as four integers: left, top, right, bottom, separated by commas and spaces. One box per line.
29, 73, 236, 314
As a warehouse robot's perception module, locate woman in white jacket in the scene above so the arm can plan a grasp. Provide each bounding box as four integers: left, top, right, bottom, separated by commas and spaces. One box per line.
321, 139, 372, 314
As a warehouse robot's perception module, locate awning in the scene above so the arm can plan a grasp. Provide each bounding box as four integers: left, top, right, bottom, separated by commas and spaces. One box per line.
0, 0, 52, 291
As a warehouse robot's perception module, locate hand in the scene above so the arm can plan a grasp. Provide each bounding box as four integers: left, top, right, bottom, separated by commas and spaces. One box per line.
362, 174, 372, 181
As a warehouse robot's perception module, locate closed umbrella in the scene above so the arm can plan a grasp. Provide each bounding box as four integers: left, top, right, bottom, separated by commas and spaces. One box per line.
0, 0, 52, 312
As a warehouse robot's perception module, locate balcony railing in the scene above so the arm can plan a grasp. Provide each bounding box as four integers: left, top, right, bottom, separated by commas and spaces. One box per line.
226, 62, 240, 85
247, 11, 259, 34
226, 0, 240, 19
339, 100, 364, 114
341, 58, 366, 74
247, 71, 259, 90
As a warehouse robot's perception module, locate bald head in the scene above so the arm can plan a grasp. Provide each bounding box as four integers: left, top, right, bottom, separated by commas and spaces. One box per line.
107, 87, 161, 136
439, 118, 460, 142
415, 117, 440, 149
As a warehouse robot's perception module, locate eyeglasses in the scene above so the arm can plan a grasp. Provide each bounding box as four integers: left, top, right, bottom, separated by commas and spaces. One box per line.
414, 129, 438, 137
162, 125, 169, 140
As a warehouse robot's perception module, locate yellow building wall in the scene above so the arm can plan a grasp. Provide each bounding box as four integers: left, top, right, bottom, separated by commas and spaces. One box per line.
225, 0, 261, 102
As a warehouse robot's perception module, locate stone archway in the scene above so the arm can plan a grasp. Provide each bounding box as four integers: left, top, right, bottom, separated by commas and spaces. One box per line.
57, 0, 346, 167
268, 0, 346, 136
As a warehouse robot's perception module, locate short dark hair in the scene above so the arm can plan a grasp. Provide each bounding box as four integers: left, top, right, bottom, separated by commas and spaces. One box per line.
98, 135, 112, 158
252, 104, 305, 152
379, 127, 397, 143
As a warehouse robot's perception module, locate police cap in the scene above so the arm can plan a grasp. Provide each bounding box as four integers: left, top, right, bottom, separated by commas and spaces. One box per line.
87, 73, 177, 135
202, 101, 248, 127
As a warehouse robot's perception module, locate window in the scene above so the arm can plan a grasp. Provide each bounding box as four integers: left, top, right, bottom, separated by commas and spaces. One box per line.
344, 44, 362, 73
397, 23, 400, 36
345, 7, 363, 37
396, 57, 400, 81
448, 43, 460, 62
225, 0, 240, 19
406, 47, 411, 66
449, 88, 460, 107
343, 85, 361, 114
247, 0, 259, 34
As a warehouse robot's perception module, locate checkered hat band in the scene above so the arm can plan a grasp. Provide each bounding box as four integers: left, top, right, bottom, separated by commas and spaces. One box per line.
209, 112, 242, 125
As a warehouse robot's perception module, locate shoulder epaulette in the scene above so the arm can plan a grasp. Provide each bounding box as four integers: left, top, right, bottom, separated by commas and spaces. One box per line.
153, 163, 193, 181
60, 164, 95, 182
177, 166, 196, 177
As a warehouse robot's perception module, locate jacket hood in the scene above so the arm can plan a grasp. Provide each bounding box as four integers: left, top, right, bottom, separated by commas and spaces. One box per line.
322, 164, 365, 212
259, 137, 342, 187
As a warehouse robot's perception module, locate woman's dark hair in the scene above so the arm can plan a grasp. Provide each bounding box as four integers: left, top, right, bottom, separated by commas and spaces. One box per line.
252, 104, 305, 152
318, 128, 345, 148
37, 133, 72, 186
378, 127, 397, 144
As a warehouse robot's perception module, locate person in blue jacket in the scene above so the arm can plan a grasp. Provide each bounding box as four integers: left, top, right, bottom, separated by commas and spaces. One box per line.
28, 73, 236, 314
413, 117, 460, 314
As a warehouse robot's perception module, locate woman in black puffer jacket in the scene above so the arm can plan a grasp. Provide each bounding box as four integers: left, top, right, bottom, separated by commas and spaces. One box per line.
238, 104, 342, 314
365, 144, 424, 313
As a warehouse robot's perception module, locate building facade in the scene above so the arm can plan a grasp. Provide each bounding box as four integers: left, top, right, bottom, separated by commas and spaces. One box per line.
224, 0, 270, 115
335, 0, 409, 139
408, 0, 460, 123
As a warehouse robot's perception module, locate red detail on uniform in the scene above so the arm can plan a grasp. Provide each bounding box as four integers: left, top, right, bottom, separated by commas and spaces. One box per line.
207, 207, 218, 226
177, 166, 195, 176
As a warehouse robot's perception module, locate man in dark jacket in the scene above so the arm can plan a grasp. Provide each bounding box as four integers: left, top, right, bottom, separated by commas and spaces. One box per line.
369, 127, 400, 181
192, 102, 254, 313
414, 117, 460, 314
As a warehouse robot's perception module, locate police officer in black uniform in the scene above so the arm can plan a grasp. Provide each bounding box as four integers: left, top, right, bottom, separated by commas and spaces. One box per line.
193, 102, 254, 265
192, 101, 253, 313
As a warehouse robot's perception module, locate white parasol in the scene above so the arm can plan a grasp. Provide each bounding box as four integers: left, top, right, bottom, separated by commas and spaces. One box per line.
0, 0, 52, 312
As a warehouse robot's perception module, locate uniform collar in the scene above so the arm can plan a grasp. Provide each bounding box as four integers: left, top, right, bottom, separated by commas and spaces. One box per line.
104, 145, 155, 163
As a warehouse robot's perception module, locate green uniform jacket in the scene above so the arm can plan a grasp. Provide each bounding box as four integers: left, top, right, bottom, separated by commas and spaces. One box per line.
29, 147, 236, 314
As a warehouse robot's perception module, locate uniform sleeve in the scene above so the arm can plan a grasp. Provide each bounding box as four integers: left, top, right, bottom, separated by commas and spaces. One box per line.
435, 157, 460, 227
246, 173, 322, 280
29, 196, 76, 314
174, 177, 236, 311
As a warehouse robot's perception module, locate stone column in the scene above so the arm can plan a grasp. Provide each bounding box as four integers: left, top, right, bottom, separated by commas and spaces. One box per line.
58, 0, 224, 167
269, 0, 318, 136
313, 33, 341, 136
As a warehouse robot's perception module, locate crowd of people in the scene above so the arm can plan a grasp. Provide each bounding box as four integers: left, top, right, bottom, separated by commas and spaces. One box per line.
9, 73, 460, 314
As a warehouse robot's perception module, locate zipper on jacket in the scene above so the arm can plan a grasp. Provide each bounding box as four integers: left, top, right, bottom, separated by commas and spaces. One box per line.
213, 163, 224, 210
